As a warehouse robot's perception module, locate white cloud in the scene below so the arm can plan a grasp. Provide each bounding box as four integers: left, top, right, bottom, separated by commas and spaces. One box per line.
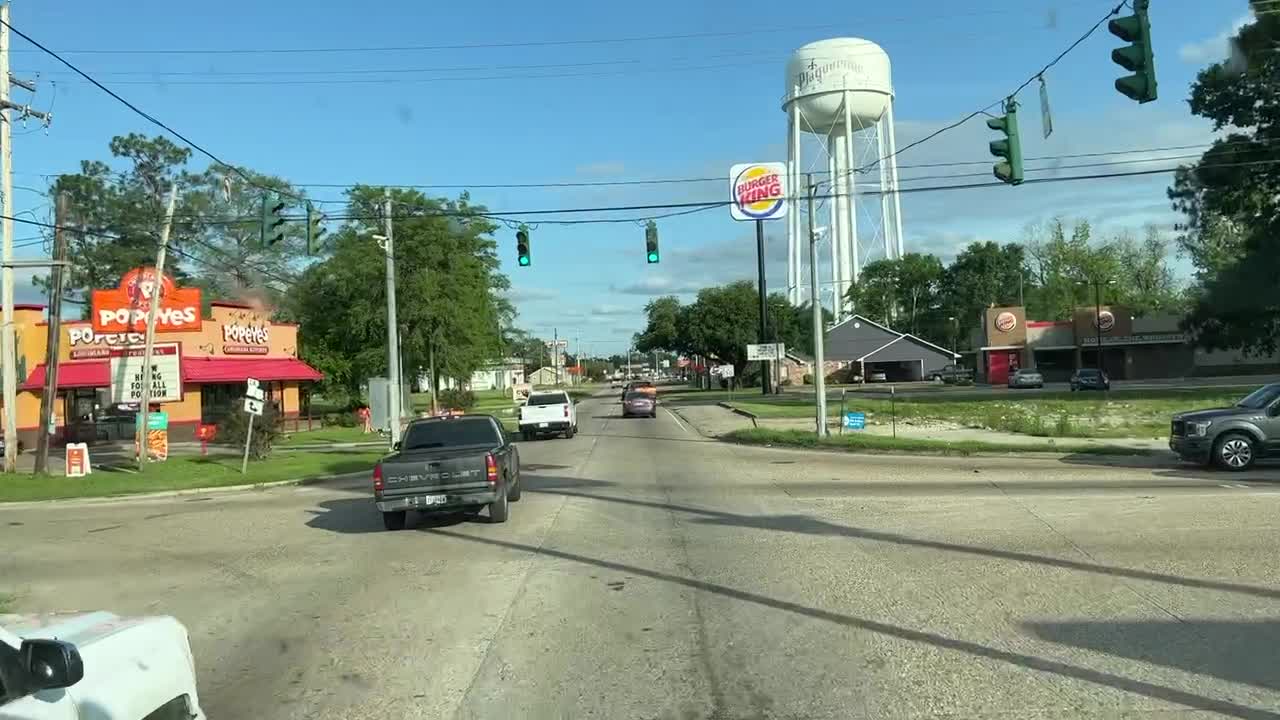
1179, 14, 1252, 64
504, 286, 560, 303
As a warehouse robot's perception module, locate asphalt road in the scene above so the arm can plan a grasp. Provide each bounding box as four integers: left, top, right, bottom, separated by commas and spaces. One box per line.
4, 393, 1280, 719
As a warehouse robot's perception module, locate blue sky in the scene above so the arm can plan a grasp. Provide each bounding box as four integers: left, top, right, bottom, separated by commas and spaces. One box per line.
5, 0, 1254, 356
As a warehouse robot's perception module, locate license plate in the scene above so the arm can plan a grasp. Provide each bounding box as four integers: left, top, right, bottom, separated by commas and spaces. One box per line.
538, 422, 548, 428
411, 495, 447, 507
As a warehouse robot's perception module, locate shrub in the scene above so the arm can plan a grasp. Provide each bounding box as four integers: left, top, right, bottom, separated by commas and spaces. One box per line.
217, 399, 282, 459
802, 373, 814, 385
438, 388, 476, 410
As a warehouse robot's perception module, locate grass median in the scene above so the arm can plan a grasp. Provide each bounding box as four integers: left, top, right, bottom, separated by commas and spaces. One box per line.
723, 428, 1156, 457
0, 451, 387, 504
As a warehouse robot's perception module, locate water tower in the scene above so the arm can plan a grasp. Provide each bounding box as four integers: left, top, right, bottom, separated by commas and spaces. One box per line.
783, 38, 905, 320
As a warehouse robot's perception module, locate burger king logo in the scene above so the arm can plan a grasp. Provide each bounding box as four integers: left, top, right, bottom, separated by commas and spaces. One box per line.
994, 311, 1017, 333
729, 162, 789, 221
1095, 310, 1116, 332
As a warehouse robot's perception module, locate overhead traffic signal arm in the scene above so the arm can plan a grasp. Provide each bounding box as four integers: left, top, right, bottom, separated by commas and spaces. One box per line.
986, 98, 1024, 186
516, 226, 531, 267
1108, 0, 1157, 103
645, 220, 660, 264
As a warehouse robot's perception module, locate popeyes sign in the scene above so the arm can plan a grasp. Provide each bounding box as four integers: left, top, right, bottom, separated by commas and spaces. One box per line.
729, 162, 789, 221
91, 267, 202, 334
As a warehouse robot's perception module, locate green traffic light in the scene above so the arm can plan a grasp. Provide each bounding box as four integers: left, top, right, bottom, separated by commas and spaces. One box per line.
647, 252, 659, 264
518, 255, 530, 267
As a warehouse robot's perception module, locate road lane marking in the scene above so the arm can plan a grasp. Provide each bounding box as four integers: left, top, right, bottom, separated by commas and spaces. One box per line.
664, 406, 690, 434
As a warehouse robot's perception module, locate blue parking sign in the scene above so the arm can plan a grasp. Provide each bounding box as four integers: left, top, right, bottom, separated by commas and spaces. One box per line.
844, 411, 866, 430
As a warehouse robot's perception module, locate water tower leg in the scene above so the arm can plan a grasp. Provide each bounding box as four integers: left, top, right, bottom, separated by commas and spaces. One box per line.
884, 101, 906, 259
827, 142, 842, 322
788, 104, 802, 305
877, 113, 895, 261
843, 90, 859, 291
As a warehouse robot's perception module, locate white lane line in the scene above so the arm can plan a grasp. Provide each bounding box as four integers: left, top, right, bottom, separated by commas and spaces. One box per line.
664, 406, 690, 435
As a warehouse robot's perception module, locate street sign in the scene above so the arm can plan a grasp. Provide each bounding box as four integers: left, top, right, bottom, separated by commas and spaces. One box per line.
243, 398, 264, 416
729, 163, 788, 221
711, 364, 735, 378
746, 343, 785, 361
844, 411, 866, 430
245, 377, 265, 401
109, 343, 182, 404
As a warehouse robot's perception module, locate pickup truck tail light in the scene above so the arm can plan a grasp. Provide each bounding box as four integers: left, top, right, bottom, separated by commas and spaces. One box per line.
563, 404, 569, 418
372, 463, 384, 492
485, 453, 498, 485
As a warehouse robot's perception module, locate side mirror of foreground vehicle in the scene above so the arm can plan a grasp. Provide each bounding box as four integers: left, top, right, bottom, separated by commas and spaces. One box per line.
21, 638, 84, 692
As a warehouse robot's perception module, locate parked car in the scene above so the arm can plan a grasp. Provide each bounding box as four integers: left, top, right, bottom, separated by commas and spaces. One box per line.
1007, 368, 1044, 389
519, 390, 577, 439
622, 391, 657, 418
373, 414, 520, 529
927, 364, 974, 383
1069, 368, 1111, 391
868, 371, 888, 382
0, 611, 205, 719
1169, 383, 1280, 471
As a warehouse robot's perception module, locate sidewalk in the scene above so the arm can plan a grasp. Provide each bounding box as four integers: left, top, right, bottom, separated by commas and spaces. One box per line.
671, 403, 1172, 454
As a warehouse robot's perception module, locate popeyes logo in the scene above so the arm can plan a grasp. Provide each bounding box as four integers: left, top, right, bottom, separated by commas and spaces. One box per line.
729, 162, 789, 221
222, 322, 271, 354
67, 326, 146, 359
994, 312, 1017, 333
91, 267, 202, 334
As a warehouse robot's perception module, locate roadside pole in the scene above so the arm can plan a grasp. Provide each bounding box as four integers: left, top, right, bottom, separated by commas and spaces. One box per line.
240, 412, 255, 475
806, 175, 828, 437
755, 219, 772, 395
382, 190, 402, 445
136, 183, 179, 469
34, 192, 68, 473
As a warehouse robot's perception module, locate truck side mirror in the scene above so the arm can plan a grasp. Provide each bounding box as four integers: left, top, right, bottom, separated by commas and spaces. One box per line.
20, 638, 84, 692
392, 441, 401, 451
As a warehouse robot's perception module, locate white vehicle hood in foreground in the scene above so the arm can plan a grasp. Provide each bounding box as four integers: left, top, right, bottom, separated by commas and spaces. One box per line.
1, 611, 204, 720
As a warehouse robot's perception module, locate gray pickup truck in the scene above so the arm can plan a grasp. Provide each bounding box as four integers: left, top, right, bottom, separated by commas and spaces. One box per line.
372, 414, 521, 530
1169, 383, 1280, 471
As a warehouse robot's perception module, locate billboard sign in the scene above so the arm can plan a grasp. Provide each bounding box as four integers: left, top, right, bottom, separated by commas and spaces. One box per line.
108, 343, 183, 404
92, 267, 202, 334
729, 163, 788, 221
746, 343, 785, 361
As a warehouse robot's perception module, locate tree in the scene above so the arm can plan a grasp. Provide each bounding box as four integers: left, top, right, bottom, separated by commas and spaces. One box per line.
1113, 226, 1183, 315
940, 241, 1026, 327
1169, 2, 1280, 352
845, 259, 898, 327
682, 281, 759, 376
634, 296, 685, 354
283, 186, 509, 401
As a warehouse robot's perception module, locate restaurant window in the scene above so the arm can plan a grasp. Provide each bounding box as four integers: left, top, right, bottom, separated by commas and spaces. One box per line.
201, 384, 241, 424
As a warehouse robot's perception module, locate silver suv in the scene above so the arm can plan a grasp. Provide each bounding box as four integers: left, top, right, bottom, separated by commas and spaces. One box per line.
1169, 383, 1280, 470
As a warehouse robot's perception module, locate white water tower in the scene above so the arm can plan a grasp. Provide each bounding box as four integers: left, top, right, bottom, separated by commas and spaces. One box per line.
783, 38, 905, 320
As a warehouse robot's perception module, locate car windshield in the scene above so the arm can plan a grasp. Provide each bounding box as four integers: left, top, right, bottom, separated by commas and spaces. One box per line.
1077, 369, 1101, 377
526, 393, 567, 406
401, 418, 500, 450
1237, 385, 1280, 409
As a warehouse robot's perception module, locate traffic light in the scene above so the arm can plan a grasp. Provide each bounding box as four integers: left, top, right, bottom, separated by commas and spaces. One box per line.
986, 98, 1024, 186
1108, 0, 1157, 103
260, 192, 286, 246
516, 225, 531, 267
306, 201, 326, 255
645, 220, 659, 264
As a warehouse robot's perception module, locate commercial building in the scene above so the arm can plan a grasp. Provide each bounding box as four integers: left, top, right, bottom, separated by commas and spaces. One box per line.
10, 268, 323, 447
824, 314, 959, 382
969, 305, 1280, 384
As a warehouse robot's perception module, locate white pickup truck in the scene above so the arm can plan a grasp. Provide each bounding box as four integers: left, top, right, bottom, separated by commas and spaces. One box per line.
0, 611, 205, 720
519, 390, 577, 440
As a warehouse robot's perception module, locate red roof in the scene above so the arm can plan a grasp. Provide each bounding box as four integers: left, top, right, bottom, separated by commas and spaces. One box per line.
22, 356, 322, 391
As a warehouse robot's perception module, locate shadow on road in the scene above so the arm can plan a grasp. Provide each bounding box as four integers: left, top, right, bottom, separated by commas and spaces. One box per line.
1059, 453, 1280, 478
527, 486, 1280, 602
1024, 619, 1280, 692
423, 525, 1280, 720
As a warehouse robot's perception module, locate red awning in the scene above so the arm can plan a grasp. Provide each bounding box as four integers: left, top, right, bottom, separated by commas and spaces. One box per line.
21, 361, 110, 390
21, 356, 322, 391
182, 356, 323, 383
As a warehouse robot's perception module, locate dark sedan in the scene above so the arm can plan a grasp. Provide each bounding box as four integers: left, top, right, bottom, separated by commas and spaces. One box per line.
622, 391, 656, 418
1070, 368, 1111, 392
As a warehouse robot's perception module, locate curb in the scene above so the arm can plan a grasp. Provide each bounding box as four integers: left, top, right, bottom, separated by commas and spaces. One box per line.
0, 471, 368, 510
715, 434, 1172, 465
716, 401, 759, 428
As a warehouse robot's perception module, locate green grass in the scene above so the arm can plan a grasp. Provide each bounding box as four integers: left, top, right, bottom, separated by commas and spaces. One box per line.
724, 428, 1154, 457
0, 451, 387, 504
725, 386, 1253, 440
278, 426, 383, 445
0, 592, 14, 613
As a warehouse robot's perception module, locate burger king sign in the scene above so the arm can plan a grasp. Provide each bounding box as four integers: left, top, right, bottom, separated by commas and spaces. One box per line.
729, 162, 789, 221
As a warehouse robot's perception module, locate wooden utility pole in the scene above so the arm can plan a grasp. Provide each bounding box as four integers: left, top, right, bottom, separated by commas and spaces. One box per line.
34, 192, 68, 473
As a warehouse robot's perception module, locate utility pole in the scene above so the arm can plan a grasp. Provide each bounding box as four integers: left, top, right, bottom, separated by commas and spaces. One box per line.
34, 192, 68, 473
806, 175, 828, 437
1, 3, 50, 473
136, 184, 179, 469
553, 328, 560, 387
381, 190, 402, 442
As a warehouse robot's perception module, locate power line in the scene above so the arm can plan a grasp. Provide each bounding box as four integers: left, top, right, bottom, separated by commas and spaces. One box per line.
858, 0, 1128, 174
0, 17, 306, 204
10, 8, 1054, 56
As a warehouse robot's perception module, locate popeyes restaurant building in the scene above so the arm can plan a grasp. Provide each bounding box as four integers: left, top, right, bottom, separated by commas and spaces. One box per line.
10, 267, 322, 447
